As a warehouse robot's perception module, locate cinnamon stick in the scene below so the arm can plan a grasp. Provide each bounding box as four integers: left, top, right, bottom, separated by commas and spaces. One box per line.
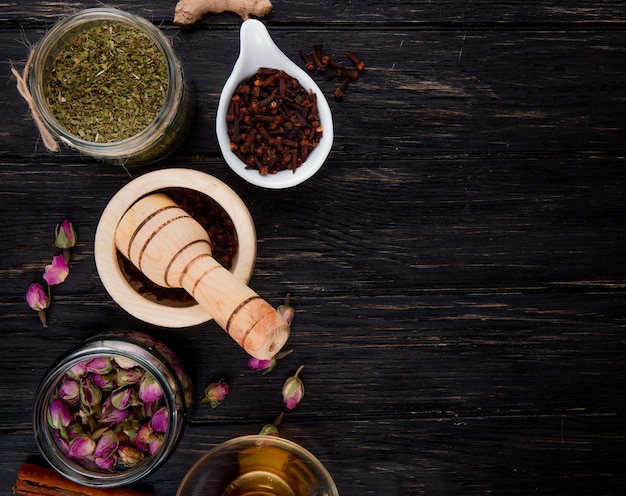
13, 462, 152, 496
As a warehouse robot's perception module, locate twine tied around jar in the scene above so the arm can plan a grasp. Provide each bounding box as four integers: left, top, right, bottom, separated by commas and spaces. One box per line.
11, 52, 60, 152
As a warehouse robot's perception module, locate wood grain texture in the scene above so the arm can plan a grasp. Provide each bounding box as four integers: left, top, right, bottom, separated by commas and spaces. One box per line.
1, 0, 625, 495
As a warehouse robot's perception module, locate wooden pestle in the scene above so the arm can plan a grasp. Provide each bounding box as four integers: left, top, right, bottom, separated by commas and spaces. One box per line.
115, 193, 290, 359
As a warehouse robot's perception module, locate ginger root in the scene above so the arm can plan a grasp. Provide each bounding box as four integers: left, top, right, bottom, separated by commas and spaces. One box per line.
174, 0, 273, 24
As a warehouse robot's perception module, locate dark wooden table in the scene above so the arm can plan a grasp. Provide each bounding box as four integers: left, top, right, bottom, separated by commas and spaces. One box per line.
1, 1, 625, 494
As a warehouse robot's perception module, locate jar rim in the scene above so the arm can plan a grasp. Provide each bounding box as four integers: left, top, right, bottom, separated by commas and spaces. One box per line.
27, 7, 185, 161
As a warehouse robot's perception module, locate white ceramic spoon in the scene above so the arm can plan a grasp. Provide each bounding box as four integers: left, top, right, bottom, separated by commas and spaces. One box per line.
216, 19, 334, 189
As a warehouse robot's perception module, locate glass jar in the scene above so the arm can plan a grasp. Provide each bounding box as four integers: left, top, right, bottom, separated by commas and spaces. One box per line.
27, 8, 194, 166
33, 331, 193, 487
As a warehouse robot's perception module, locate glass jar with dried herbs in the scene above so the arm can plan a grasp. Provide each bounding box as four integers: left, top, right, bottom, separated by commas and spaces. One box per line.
28, 8, 194, 165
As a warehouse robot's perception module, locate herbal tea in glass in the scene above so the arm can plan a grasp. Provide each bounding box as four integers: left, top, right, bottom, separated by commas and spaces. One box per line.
176, 436, 338, 496
222, 445, 315, 496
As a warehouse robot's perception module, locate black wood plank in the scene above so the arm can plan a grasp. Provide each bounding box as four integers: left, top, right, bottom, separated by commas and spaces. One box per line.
4, 28, 625, 161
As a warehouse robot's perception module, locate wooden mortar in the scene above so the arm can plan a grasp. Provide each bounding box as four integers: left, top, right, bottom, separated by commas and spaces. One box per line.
115, 193, 290, 359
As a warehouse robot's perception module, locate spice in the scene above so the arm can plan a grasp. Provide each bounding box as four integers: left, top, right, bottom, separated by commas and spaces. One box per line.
45, 21, 168, 143
14, 462, 152, 496
227, 68, 323, 175
299, 44, 366, 99
119, 187, 239, 303
174, 0, 273, 23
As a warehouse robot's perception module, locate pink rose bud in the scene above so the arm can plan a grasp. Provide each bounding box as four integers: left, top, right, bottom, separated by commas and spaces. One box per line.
201, 379, 229, 408
150, 406, 169, 433
26, 283, 49, 327
258, 412, 284, 437
113, 356, 139, 369
95, 454, 118, 470
84, 357, 112, 375
139, 373, 163, 403
47, 399, 71, 430
282, 365, 305, 410
116, 367, 143, 385
100, 406, 131, 426
26, 283, 49, 311
67, 361, 87, 380
92, 373, 115, 390
69, 435, 96, 459
58, 379, 80, 404
110, 387, 132, 409
248, 357, 276, 372
79, 377, 102, 407
277, 293, 295, 325
55, 220, 77, 249
43, 254, 69, 286
94, 429, 119, 459
118, 445, 144, 467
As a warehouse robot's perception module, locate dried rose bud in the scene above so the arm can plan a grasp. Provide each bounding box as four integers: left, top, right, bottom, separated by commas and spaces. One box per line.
67, 362, 87, 380
47, 399, 71, 430
248, 357, 276, 372
43, 254, 69, 286
55, 219, 76, 248
80, 377, 103, 408
85, 357, 112, 375
95, 454, 118, 470
132, 423, 153, 452
259, 412, 284, 437
148, 435, 163, 455
92, 373, 115, 390
150, 406, 169, 433
94, 429, 119, 459
277, 293, 295, 325
117, 367, 143, 386
69, 435, 96, 459
58, 379, 80, 404
201, 379, 229, 408
55, 220, 76, 264
113, 356, 139, 369
118, 445, 144, 467
248, 349, 293, 375
99, 398, 131, 426
139, 373, 163, 403
282, 365, 305, 410
110, 387, 132, 410
102, 407, 132, 426
26, 283, 49, 327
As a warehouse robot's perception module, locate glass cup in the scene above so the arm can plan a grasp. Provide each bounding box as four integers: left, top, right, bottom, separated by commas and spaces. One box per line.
177, 435, 339, 496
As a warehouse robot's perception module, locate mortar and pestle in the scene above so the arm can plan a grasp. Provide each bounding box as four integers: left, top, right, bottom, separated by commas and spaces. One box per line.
95, 169, 289, 359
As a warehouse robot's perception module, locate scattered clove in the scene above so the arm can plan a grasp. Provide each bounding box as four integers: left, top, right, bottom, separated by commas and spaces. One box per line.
299, 44, 366, 99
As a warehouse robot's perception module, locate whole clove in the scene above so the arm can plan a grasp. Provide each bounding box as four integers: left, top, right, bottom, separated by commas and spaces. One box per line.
299, 44, 366, 99
227, 68, 323, 175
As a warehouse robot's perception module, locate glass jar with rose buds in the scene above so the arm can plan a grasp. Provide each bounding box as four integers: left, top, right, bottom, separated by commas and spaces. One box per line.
32, 331, 192, 487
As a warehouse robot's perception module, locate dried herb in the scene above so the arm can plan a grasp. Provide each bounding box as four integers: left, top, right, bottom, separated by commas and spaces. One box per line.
227, 68, 323, 175
45, 21, 168, 143
119, 188, 239, 303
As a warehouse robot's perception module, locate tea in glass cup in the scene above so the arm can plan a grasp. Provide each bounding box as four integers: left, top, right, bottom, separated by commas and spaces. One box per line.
176, 435, 338, 496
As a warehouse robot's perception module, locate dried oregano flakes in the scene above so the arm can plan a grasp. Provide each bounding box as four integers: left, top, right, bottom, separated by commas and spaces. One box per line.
45, 21, 168, 143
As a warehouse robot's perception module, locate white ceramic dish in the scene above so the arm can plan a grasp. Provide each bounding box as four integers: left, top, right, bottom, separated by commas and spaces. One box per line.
94, 168, 256, 328
216, 19, 333, 189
